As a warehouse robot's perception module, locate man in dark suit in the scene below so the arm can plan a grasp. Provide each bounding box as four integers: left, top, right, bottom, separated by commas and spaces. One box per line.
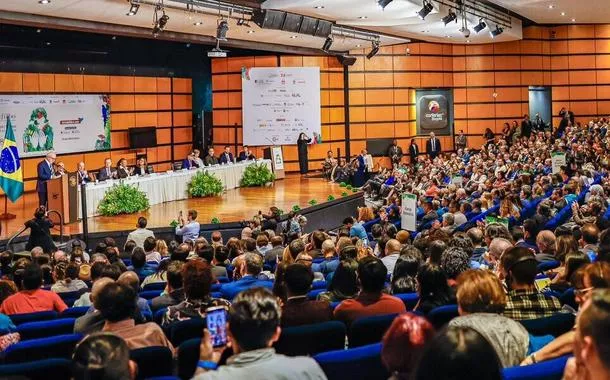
426, 132, 441, 159
219, 146, 234, 164
97, 158, 116, 182
387, 139, 403, 169
204, 147, 219, 166
76, 161, 92, 185
409, 138, 419, 164
521, 114, 533, 139
36, 152, 56, 207
237, 146, 256, 162
281, 263, 332, 327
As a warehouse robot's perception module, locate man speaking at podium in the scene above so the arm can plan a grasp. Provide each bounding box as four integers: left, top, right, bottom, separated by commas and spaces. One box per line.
36, 151, 56, 207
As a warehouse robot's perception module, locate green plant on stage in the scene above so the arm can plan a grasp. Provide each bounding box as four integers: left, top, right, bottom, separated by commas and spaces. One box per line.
341, 192, 349, 197
346, 184, 353, 191
188, 171, 224, 198
169, 220, 179, 228
352, 188, 358, 193
327, 195, 335, 201
308, 199, 318, 206
292, 205, 301, 212
240, 163, 276, 187
339, 182, 347, 188
97, 182, 149, 216
211, 217, 221, 224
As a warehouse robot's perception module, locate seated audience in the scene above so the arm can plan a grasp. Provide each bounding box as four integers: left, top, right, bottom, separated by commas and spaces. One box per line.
51, 261, 88, 293
74, 277, 115, 334
318, 258, 359, 303
0, 263, 67, 315
449, 270, 529, 367
501, 246, 561, 320
141, 259, 169, 289
414, 326, 503, 380
129, 247, 156, 279
98, 282, 174, 353
220, 253, 272, 301
334, 257, 406, 325
197, 245, 228, 279
143, 236, 161, 264
126, 216, 155, 248
192, 288, 326, 380
382, 314, 435, 380
117, 271, 152, 316
162, 260, 230, 326
150, 260, 185, 312
281, 263, 332, 327
265, 236, 285, 264
72, 333, 137, 380
415, 263, 455, 314
381, 239, 402, 274
391, 246, 424, 294
535, 230, 557, 263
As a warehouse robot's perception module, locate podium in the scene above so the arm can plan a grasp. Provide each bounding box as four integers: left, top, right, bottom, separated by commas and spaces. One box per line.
263, 146, 285, 180
47, 173, 79, 224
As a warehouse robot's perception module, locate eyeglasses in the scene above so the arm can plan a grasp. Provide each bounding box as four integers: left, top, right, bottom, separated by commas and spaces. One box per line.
574, 286, 594, 297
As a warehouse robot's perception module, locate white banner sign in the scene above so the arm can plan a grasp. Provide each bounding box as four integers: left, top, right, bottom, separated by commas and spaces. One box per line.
401, 193, 418, 232
0, 94, 111, 157
551, 152, 566, 174
271, 146, 284, 170
242, 67, 321, 146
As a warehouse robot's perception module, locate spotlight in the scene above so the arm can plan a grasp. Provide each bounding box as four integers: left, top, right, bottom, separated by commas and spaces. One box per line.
377, 0, 394, 9
152, 24, 161, 37
126, 3, 139, 16
442, 10, 457, 26
217, 20, 229, 41
38, 0, 50, 4
237, 18, 250, 26
417, 0, 433, 20
322, 36, 334, 52
473, 19, 487, 33
460, 26, 470, 38
490, 25, 504, 38
366, 40, 380, 60
158, 13, 169, 30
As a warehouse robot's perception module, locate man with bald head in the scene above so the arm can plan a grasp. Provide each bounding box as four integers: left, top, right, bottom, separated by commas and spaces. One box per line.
36, 151, 57, 206
486, 237, 513, 271
74, 277, 114, 334
381, 239, 402, 273
118, 271, 152, 316
535, 230, 557, 263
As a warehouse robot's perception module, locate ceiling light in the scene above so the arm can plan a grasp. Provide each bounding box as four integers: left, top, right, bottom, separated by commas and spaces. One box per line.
460, 26, 471, 38
322, 36, 334, 52
186, 43, 191, 48
112, 36, 117, 40
366, 40, 380, 59
442, 10, 457, 26
377, 0, 394, 9
489, 25, 504, 38
548, 4, 555, 9
314, 6, 325, 9
359, 16, 368, 19
38, 0, 50, 4
560, 12, 566, 16
126, 3, 139, 16
466, 39, 471, 43
572, 18, 576, 22
247, 30, 255, 34
45, 42, 51, 46
217, 20, 229, 41
356, 44, 362, 47
158, 14, 169, 30
417, 0, 433, 20
193, 21, 202, 26
473, 19, 487, 33
290, 35, 298, 39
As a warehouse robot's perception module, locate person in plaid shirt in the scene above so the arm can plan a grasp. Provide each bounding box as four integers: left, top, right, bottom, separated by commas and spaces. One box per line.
501, 246, 561, 320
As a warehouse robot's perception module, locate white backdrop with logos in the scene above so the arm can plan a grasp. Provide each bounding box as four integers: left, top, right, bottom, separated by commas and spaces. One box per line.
242, 67, 321, 146
0, 94, 111, 157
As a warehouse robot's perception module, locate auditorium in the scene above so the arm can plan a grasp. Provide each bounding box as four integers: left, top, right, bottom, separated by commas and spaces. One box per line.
0, 0, 610, 379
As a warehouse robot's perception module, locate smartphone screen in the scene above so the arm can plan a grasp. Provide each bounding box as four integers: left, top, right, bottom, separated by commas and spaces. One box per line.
206, 306, 228, 348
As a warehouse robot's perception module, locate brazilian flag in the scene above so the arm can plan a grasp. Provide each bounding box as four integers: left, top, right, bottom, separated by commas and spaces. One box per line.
0, 117, 24, 202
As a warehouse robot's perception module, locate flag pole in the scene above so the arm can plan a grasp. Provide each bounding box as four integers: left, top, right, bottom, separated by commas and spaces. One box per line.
0, 194, 16, 220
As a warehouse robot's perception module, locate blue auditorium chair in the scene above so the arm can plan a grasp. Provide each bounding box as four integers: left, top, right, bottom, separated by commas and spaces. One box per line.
394, 292, 419, 311
177, 338, 201, 380
211, 283, 222, 291
130, 346, 174, 380
139, 290, 162, 300
17, 318, 76, 340
216, 276, 230, 283
307, 288, 326, 300
61, 306, 89, 318
348, 313, 398, 348
537, 260, 561, 273
4, 333, 83, 363
274, 321, 346, 356
0, 358, 72, 380
559, 288, 577, 310
427, 304, 459, 329
211, 291, 223, 298
142, 282, 167, 291
314, 343, 389, 380
58, 290, 86, 307
518, 313, 576, 337
154, 307, 168, 324
169, 318, 206, 346
311, 280, 328, 290
9, 310, 58, 325
503, 354, 571, 380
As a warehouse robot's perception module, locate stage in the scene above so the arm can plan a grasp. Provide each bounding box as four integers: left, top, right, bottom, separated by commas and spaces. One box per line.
0, 174, 357, 242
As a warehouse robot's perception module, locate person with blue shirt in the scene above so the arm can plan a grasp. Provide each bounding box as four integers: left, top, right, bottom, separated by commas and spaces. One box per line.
220, 253, 272, 301
176, 209, 200, 243
343, 216, 367, 241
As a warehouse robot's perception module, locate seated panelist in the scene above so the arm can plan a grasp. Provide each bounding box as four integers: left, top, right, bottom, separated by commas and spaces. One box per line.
116, 158, 132, 179
133, 157, 151, 176
97, 158, 117, 181
204, 147, 219, 166
219, 146, 234, 164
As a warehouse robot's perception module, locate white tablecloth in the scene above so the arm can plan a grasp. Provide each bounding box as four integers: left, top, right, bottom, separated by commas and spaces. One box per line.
78, 159, 272, 217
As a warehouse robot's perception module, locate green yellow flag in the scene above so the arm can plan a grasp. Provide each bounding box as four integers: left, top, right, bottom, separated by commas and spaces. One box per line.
0, 117, 24, 202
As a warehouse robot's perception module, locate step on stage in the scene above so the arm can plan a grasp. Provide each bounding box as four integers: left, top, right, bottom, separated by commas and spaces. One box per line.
0, 174, 363, 243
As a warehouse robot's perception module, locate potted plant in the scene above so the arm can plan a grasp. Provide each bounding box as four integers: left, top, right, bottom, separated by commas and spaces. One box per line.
97, 182, 149, 216
188, 171, 224, 198
240, 163, 276, 187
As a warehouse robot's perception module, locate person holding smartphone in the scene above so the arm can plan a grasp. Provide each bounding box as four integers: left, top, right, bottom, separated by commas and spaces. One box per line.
175, 209, 201, 243
193, 288, 327, 380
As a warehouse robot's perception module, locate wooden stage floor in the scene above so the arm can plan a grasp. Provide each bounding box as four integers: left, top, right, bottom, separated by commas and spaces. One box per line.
0, 174, 349, 239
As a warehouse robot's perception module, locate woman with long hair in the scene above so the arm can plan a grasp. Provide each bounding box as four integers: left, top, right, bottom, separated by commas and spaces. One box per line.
51, 262, 88, 293
318, 259, 359, 303
297, 132, 312, 175
414, 263, 455, 314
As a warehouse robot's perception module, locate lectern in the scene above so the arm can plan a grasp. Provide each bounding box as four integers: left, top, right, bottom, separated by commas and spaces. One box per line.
263, 146, 285, 180
47, 173, 79, 224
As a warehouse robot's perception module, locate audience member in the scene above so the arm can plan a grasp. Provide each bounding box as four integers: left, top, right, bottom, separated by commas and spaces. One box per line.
0, 263, 67, 314
175, 209, 200, 242
281, 263, 332, 327
126, 216, 155, 248
150, 260, 185, 311
143, 236, 161, 264
74, 277, 114, 334
72, 333, 137, 380
51, 262, 88, 293
415, 263, 455, 314
220, 253, 273, 300
391, 246, 423, 294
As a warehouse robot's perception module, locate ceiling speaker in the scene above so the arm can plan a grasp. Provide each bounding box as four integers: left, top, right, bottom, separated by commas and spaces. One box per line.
337, 55, 357, 66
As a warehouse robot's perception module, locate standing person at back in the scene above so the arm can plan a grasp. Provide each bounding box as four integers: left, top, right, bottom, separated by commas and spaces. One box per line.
334, 257, 406, 325
426, 132, 441, 160
36, 151, 56, 207
127, 217, 155, 248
